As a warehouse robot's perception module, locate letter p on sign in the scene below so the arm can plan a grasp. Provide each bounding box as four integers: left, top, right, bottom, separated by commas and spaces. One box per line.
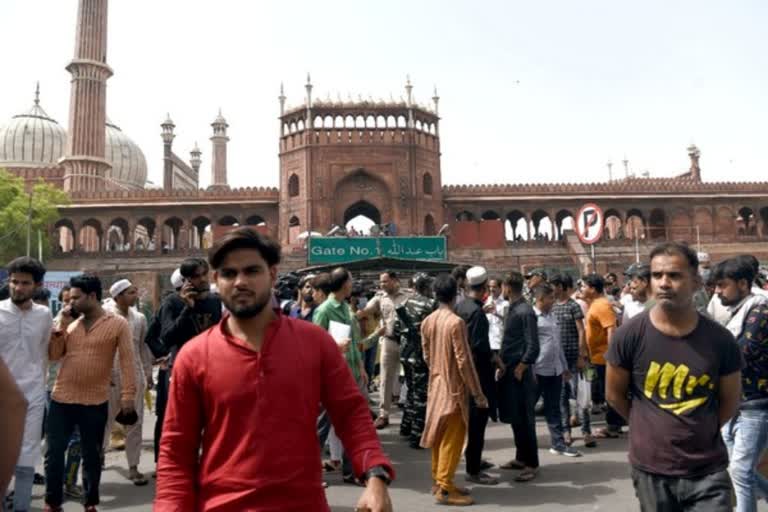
576, 203, 604, 245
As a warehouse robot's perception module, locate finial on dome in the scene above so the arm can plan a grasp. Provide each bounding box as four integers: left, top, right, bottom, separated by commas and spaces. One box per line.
34, 81, 40, 106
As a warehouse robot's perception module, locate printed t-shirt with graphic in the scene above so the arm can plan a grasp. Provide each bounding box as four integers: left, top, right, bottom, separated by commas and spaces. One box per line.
606, 311, 743, 477
585, 297, 616, 365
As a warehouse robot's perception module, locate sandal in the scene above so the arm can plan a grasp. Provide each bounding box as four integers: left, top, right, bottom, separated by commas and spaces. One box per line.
323, 460, 341, 472
515, 468, 538, 482
594, 428, 619, 439
500, 459, 526, 470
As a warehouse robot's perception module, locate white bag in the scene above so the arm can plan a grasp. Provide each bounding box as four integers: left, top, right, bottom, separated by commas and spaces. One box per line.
576, 372, 592, 410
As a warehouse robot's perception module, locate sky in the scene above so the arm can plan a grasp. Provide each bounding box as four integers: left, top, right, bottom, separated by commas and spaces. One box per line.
1, 0, 767, 190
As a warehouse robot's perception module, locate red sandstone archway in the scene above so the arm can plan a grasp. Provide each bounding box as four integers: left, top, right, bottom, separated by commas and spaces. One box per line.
333, 170, 391, 233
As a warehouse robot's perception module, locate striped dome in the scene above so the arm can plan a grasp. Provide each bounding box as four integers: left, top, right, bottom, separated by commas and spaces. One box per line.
105, 119, 147, 189
0, 91, 67, 167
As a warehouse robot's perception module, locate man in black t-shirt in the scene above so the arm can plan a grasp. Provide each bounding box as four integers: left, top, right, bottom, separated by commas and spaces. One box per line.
606, 242, 743, 511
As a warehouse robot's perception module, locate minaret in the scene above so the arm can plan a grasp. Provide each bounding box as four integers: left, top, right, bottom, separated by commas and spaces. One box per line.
161, 113, 175, 190
305, 73, 313, 131
432, 85, 440, 135
687, 144, 701, 181
190, 142, 202, 177
60, 0, 113, 192
209, 109, 229, 189
405, 75, 414, 128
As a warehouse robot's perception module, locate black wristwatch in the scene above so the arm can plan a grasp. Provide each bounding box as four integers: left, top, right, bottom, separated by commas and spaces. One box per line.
363, 465, 392, 486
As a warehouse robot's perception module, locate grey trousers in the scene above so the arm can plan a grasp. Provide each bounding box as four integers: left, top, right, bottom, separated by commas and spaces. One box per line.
631, 467, 733, 512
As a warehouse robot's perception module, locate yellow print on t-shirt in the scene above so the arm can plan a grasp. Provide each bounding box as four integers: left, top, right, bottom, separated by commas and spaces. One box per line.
643, 361, 715, 415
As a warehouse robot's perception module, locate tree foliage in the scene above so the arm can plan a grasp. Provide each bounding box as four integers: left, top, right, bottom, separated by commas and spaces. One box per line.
0, 169, 69, 265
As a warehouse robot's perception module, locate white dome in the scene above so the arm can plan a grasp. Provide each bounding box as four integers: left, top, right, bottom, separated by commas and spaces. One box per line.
0, 96, 67, 167
105, 119, 147, 189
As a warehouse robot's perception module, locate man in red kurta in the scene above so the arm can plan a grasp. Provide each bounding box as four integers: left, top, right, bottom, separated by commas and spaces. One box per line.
155, 227, 394, 512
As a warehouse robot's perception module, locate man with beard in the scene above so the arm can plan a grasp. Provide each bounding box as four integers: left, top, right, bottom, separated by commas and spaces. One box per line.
455, 266, 501, 485
396, 273, 437, 449
606, 243, 742, 511
713, 257, 768, 511
0, 257, 52, 512
289, 274, 317, 321
157, 227, 394, 512
46, 275, 137, 512
102, 280, 153, 486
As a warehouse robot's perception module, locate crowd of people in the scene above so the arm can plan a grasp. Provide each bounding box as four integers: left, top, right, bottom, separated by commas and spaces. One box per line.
1, 229, 767, 511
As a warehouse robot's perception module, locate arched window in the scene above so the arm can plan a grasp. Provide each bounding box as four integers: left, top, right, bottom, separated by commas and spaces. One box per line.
288, 174, 300, 197
423, 173, 433, 195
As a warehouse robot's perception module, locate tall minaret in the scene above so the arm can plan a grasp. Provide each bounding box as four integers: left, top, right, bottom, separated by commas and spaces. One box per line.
60, 0, 113, 192
161, 114, 176, 190
209, 109, 229, 189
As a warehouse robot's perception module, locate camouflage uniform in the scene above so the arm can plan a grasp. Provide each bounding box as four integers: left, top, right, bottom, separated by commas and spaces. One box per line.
395, 293, 437, 448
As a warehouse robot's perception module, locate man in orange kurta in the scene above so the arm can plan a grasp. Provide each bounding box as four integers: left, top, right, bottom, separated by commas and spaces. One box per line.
420, 274, 488, 506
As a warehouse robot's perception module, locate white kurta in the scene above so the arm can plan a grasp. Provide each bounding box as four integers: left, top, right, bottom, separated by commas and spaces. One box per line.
0, 298, 53, 467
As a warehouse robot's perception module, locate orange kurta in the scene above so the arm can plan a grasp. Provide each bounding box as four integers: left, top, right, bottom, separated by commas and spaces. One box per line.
420, 308, 484, 448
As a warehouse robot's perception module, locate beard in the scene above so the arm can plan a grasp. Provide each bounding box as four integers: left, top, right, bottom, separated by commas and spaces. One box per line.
223, 289, 272, 319
10, 290, 33, 305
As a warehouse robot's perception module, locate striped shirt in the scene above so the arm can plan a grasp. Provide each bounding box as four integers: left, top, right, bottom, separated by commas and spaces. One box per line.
49, 311, 137, 406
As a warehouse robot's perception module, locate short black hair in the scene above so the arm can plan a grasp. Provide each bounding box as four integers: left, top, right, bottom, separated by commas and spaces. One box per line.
549, 274, 573, 290
581, 273, 605, 294
713, 257, 756, 287
7, 256, 46, 283
329, 267, 351, 293
604, 272, 618, 281
433, 274, 457, 304
413, 273, 433, 295
58, 285, 71, 302
70, 274, 103, 301
532, 283, 554, 300
179, 257, 209, 278
209, 227, 281, 270
381, 270, 397, 280
451, 266, 468, 281
631, 264, 651, 283
503, 271, 525, 294
649, 242, 699, 274
736, 254, 760, 275
32, 288, 51, 302
312, 273, 332, 295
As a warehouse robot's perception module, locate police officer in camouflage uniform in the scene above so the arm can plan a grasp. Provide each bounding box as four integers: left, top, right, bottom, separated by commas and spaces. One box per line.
395, 273, 437, 449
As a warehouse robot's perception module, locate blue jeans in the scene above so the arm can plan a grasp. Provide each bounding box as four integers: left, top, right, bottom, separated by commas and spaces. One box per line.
535, 373, 567, 451
722, 409, 768, 512
12, 465, 34, 511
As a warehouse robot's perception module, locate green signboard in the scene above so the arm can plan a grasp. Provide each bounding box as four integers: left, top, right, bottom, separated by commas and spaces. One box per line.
307, 236, 447, 265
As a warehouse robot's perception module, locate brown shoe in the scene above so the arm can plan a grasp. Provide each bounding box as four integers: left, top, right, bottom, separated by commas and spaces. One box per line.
431, 484, 471, 495
374, 416, 389, 429
435, 489, 474, 506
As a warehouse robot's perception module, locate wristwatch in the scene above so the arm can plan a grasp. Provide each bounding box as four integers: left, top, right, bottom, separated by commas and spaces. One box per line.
363, 465, 392, 486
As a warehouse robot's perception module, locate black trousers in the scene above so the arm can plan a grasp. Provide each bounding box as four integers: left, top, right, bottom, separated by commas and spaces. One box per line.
465, 398, 490, 475
631, 467, 732, 511
45, 400, 108, 507
595, 364, 625, 430
154, 368, 169, 463
508, 368, 540, 469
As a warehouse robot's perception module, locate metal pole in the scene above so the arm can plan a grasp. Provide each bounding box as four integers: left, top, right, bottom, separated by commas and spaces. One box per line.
635, 227, 640, 263
591, 243, 596, 272
696, 225, 701, 253
26, 192, 32, 257
38, 230, 43, 262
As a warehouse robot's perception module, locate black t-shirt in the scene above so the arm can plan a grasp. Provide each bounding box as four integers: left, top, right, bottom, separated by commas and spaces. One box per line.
606, 311, 743, 477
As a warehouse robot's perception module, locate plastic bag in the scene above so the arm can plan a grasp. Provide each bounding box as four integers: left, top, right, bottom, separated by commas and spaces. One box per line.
576, 372, 592, 410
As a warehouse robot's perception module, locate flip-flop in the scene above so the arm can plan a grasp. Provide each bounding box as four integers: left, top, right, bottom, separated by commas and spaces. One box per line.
500, 460, 526, 470
594, 428, 619, 439
514, 469, 538, 482
132, 476, 149, 486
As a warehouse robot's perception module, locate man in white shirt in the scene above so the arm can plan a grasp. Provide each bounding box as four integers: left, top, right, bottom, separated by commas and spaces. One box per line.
622, 264, 651, 320
485, 278, 508, 352
0, 257, 52, 512
103, 279, 152, 486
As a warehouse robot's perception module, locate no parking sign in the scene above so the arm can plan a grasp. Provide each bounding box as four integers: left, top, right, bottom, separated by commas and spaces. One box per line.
576, 203, 604, 245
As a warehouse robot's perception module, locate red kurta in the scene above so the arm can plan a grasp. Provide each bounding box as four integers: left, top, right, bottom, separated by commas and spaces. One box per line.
155, 313, 394, 512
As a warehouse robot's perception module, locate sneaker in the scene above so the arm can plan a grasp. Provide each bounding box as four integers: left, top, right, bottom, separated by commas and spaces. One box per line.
584, 434, 598, 448
65, 484, 84, 499
435, 489, 474, 506
374, 416, 389, 429
479, 459, 495, 470
465, 472, 499, 485
550, 446, 582, 457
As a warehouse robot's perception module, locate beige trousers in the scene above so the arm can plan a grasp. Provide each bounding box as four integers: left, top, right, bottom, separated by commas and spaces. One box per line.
378, 337, 401, 418
103, 371, 145, 468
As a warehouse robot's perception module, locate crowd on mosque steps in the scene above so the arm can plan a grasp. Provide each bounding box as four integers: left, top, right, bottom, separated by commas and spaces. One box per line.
1, 228, 768, 511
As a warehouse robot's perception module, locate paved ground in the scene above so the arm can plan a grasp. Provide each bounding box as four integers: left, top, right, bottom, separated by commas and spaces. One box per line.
26, 407, 652, 512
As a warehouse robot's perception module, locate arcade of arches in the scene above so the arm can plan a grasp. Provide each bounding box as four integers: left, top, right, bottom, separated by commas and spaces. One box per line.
451, 204, 768, 243
53, 212, 272, 254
